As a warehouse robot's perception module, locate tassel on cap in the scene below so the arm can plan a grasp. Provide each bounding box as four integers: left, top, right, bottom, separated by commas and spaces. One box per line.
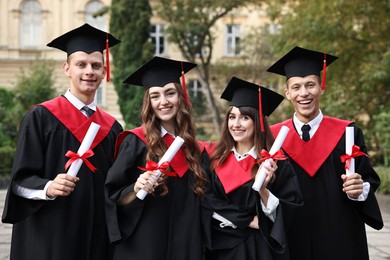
321, 53, 326, 91
258, 87, 265, 133
181, 61, 190, 106
106, 33, 110, 82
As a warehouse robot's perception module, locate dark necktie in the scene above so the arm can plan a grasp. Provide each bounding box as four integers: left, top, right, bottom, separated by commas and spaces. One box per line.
81, 106, 94, 118
301, 124, 311, 142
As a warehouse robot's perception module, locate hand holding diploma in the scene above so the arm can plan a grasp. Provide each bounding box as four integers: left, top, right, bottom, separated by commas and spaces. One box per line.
252, 126, 289, 191
136, 136, 185, 200
64, 122, 101, 177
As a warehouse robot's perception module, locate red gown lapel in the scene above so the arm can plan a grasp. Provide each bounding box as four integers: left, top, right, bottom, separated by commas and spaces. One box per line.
40, 96, 116, 150
271, 117, 352, 177
214, 153, 255, 194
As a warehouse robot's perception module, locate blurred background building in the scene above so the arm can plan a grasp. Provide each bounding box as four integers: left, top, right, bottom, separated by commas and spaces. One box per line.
0, 0, 275, 128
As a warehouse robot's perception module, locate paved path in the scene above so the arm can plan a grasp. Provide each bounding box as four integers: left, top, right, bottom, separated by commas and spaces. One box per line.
0, 190, 389, 259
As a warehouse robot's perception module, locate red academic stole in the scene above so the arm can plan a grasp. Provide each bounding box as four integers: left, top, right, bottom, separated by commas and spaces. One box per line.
206, 144, 255, 193
39, 96, 116, 150
120, 126, 189, 178
270, 116, 352, 177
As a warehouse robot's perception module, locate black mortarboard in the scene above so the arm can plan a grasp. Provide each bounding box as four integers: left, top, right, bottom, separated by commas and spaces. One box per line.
123, 56, 197, 104
221, 76, 284, 132
47, 23, 120, 82
46, 23, 120, 56
123, 56, 196, 89
267, 46, 338, 90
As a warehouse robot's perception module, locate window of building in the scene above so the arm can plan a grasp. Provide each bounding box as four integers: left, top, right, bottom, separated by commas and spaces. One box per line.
151, 24, 166, 55
20, 0, 42, 48
85, 0, 106, 30
188, 79, 206, 116
225, 24, 241, 57
85, 0, 106, 106
188, 79, 201, 98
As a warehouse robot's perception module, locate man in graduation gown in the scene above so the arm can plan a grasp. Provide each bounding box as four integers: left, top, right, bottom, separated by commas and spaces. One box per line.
1, 24, 123, 260
267, 46, 383, 260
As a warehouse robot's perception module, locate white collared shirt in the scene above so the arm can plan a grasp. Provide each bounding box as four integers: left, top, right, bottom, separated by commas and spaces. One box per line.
65, 89, 96, 117
293, 110, 323, 140
161, 126, 175, 139
231, 146, 257, 161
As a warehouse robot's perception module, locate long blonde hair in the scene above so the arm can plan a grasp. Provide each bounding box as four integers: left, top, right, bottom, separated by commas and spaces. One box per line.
141, 83, 205, 197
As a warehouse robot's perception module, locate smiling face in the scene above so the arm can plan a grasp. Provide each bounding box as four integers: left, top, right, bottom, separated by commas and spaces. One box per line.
149, 83, 179, 132
228, 106, 255, 153
63, 51, 105, 104
285, 74, 323, 123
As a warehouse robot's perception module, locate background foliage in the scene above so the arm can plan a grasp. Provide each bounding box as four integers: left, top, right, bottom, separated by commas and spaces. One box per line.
109, 0, 153, 128
0, 60, 55, 177
265, 0, 390, 166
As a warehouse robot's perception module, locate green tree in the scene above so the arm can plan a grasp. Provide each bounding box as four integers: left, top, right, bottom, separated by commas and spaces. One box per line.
110, 0, 153, 128
13, 60, 56, 125
265, 0, 390, 162
374, 112, 390, 166
156, 0, 255, 133
0, 61, 55, 176
0, 88, 16, 147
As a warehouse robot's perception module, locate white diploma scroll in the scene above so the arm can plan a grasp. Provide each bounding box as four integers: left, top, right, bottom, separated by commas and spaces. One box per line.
136, 136, 185, 200
345, 126, 355, 176
252, 126, 290, 191
67, 122, 101, 177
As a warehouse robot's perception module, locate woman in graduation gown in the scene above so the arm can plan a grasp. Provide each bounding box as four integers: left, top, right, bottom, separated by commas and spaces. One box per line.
105, 57, 207, 260
202, 77, 303, 260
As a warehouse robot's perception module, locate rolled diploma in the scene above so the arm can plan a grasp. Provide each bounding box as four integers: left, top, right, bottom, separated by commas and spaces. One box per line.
345, 126, 354, 176
136, 136, 185, 200
67, 122, 101, 177
252, 126, 290, 191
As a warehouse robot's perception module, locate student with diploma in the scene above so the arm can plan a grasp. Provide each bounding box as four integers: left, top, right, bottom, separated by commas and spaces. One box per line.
202, 77, 303, 260
267, 46, 383, 260
2, 24, 123, 260
105, 57, 207, 260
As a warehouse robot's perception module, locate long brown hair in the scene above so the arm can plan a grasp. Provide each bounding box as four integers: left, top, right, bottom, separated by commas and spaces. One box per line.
141, 83, 205, 197
210, 106, 275, 177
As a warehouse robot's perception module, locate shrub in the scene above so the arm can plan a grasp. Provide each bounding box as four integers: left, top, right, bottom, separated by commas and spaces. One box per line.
376, 166, 390, 195
0, 145, 15, 177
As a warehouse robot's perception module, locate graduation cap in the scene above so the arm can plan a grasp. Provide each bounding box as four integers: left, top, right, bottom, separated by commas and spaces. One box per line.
47, 23, 120, 82
221, 76, 284, 132
123, 56, 197, 105
267, 46, 338, 90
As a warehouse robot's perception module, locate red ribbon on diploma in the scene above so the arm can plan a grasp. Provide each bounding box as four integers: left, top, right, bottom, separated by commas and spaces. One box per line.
65, 149, 96, 172
138, 161, 176, 177
257, 149, 288, 164
340, 145, 368, 170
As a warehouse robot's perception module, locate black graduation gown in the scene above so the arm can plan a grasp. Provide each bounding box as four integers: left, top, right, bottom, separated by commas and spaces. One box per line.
271, 117, 383, 260
105, 130, 204, 260
2, 96, 123, 260
202, 149, 303, 260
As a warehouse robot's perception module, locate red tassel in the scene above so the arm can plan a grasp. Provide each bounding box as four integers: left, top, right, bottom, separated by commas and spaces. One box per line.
258, 87, 264, 133
181, 62, 190, 105
106, 33, 110, 82
321, 53, 326, 91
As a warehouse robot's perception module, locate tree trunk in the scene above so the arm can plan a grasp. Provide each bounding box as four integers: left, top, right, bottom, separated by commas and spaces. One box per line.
194, 68, 221, 134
